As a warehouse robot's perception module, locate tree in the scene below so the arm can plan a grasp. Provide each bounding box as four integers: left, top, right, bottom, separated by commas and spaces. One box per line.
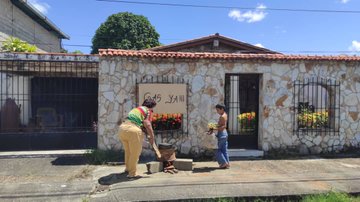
91, 12, 160, 54
1, 37, 37, 52
71, 50, 83, 54
60, 48, 68, 53
60, 48, 83, 54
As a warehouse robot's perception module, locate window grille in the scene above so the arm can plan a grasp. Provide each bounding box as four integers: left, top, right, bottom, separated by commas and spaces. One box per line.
293, 77, 340, 136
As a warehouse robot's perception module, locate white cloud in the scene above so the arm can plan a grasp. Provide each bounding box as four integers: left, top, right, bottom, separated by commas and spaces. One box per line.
254, 43, 265, 48
349, 40, 360, 52
256, 4, 267, 10
340, 0, 350, 4
228, 4, 267, 23
274, 26, 287, 34
28, 0, 50, 15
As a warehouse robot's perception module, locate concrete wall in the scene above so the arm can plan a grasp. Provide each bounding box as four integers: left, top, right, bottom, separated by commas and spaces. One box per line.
98, 56, 360, 156
0, 0, 62, 52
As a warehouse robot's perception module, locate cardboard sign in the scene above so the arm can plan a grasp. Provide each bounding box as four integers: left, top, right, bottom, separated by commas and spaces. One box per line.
138, 84, 187, 113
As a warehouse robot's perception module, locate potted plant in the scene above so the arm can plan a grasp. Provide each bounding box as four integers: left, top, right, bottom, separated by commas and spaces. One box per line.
151, 113, 182, 131
237, 112, 256, 131
298, 109, 328, 129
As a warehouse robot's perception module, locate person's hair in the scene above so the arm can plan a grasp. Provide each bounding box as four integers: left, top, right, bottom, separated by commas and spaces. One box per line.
215, 104, 226, 110
142, 98, 157, 108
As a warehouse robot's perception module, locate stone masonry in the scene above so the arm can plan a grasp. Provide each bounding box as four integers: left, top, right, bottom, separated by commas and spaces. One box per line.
98, 56, 360, 156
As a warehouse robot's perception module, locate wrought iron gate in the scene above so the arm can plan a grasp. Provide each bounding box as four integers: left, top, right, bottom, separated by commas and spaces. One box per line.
225, 74, 259, 149
0, 59, 98, 151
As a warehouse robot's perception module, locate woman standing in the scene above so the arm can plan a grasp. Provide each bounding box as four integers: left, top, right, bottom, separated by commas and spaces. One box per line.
118, 98, 157, 178
209, 104, 230, 169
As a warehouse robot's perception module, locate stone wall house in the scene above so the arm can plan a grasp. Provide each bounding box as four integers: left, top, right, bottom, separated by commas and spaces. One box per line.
0, 0, 69, 52
98, 49, 360, 157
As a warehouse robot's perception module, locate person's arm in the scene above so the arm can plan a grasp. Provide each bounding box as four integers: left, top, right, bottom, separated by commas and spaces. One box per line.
206, 128, 214, 135
143, 119, 161, 159
143, 119, 155, 145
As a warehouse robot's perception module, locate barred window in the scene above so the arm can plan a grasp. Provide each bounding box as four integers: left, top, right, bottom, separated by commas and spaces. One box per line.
294, 77, 340, 135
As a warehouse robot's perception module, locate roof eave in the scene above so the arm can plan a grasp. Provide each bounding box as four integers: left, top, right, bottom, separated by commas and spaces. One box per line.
147, 34, 279, 54
11, 0, 70, 39
99, 49, 360, 62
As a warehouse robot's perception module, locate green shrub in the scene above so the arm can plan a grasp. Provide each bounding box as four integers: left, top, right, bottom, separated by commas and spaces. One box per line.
1, 37, 37, 52
84, 149, 122, 165
71, 50, 83, 54
302, 192, 360, 202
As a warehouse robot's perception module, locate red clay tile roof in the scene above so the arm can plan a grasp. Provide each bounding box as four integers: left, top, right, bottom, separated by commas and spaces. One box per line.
146, 33, 278, 54
98, 49, 360, 62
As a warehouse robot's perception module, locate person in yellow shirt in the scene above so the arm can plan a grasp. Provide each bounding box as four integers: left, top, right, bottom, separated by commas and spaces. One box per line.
118, 98, 157, 178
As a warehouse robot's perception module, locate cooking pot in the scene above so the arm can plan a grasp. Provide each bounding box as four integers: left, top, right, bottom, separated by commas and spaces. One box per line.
158, 143, 173, 149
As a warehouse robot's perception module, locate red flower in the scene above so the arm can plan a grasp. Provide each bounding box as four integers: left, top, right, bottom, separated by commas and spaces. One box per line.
150, 113, 183, 130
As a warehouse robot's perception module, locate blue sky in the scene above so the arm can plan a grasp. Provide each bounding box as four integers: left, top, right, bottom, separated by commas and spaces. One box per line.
28, 0, 360, 55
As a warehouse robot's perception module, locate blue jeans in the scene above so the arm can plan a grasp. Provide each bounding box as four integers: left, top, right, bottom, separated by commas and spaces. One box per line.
216, 131, 229, 166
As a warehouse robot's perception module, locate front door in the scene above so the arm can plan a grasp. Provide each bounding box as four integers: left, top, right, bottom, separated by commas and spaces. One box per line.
225, 74, 259, 149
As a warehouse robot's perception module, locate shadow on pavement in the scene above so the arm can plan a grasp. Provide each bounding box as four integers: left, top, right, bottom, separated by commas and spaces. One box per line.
192, 166, 221, 173
98, 173, 150, 185
263, 150, 360, 160
51, 156, 88, 166
98, 173, 128, 185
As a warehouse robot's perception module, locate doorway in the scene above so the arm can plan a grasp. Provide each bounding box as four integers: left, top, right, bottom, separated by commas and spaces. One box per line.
225, 74, 259, 149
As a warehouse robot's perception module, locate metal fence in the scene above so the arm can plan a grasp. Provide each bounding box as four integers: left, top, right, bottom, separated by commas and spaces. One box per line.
293, 77, 340, 136
0, 59, 98, 150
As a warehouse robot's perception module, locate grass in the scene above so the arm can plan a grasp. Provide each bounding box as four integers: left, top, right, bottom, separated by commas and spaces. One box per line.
182, 192, 360, 202
181, 197, 288, 202
81, 198, 89, 202
302, 192, 360, 202
84, 149, 122, 165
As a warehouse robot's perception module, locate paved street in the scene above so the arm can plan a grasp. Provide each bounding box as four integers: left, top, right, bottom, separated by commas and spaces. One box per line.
0, 156, 359, 201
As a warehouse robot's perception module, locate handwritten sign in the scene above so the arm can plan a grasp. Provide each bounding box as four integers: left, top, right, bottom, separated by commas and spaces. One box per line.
138, 84, 187, 113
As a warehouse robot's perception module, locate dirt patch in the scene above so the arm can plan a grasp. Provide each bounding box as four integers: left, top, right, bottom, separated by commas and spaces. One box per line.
90, 184, 110, 195
310, 181, 332, 190
67, 166, 95, 182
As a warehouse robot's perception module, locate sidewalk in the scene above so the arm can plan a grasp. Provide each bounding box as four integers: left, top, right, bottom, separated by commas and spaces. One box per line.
0, 155, 359, 201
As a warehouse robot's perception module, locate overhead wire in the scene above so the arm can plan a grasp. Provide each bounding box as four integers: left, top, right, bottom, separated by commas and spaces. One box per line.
0, 40, 359, 54
2, 0, 360, 54
96, 0, 360, 14
0, 41, 359, 53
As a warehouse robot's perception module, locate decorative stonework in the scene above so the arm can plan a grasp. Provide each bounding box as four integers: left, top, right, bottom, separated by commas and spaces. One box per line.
99, 56, 360, 156
0, 52, 99, 62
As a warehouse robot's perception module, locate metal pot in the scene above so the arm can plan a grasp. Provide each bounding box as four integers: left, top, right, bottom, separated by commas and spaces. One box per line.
158, 143, 173, 149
